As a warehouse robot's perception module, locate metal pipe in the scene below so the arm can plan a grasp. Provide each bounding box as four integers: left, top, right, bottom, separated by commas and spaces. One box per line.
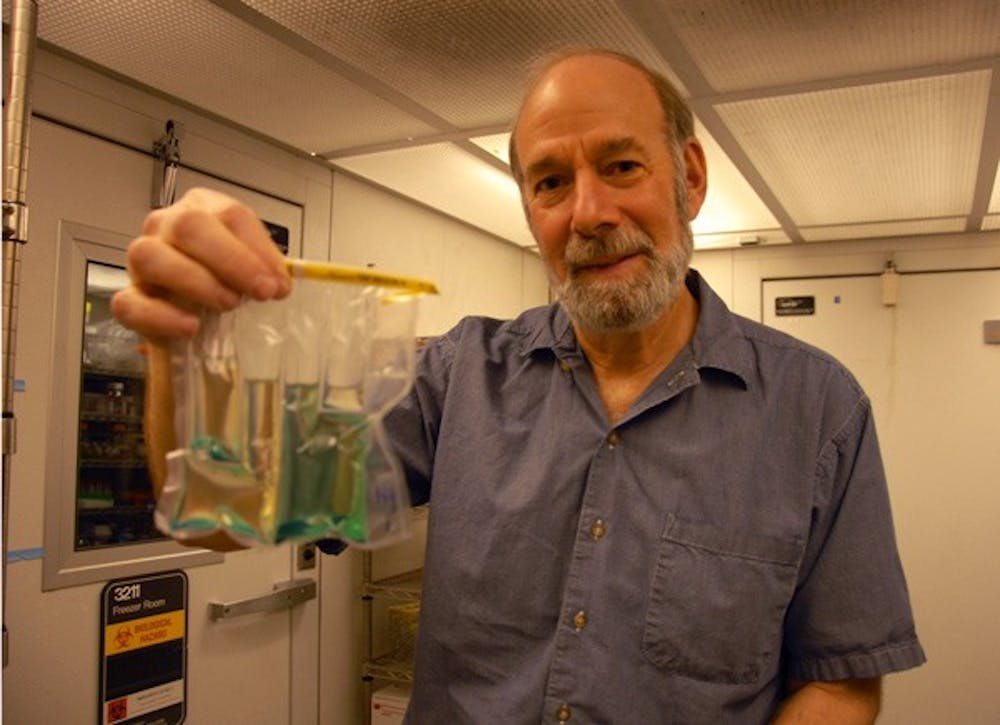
2, 0, 39, 668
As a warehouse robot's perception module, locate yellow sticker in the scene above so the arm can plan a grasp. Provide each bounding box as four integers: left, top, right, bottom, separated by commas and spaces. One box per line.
105, 610, 185, 655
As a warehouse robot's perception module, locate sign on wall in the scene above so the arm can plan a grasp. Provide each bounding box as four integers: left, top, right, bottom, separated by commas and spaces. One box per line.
100, 571, 188, 724
774, 295, 816, 316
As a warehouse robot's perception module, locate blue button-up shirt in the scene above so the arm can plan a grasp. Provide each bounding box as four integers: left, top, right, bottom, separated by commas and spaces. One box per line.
386, 270, 925, 724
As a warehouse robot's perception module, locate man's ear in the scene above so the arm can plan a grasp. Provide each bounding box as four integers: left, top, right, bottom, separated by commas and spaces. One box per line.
683, 138, 708, 220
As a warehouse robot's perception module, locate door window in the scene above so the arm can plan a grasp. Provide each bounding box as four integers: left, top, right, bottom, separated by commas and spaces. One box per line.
76, 262, 164, 550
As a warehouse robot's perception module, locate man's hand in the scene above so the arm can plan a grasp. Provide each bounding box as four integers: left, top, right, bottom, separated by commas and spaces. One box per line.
111, 187, 291, 340
772, 677, 882, 724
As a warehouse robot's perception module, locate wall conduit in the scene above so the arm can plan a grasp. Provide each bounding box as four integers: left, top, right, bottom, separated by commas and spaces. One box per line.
2, 0, 39, 668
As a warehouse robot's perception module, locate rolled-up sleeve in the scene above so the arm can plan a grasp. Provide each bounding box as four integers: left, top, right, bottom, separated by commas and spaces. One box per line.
783, 395, 927, 680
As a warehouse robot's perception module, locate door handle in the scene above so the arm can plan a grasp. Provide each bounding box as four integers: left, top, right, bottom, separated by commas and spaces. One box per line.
208, 578, 316, 621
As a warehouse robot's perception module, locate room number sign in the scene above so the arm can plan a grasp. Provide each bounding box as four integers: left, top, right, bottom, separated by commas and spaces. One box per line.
99, 570, 187, 724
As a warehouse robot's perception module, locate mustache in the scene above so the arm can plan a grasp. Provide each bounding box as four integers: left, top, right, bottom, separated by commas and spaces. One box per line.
564, 228, 655, 271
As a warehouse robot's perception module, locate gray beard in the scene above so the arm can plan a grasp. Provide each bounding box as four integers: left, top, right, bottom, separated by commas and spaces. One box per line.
553, 220, 693, 334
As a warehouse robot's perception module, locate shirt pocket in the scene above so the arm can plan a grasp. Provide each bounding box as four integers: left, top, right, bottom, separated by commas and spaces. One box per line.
641, 514, 802, 684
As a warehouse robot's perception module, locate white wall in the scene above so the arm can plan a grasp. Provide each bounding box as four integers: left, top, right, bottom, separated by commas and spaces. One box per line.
693, 233, 1000, 318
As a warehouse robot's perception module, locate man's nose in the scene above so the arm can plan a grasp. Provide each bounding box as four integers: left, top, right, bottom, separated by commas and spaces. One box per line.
570, 171, 621, 238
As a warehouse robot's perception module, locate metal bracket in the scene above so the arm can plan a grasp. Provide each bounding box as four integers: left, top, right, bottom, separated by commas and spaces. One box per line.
208, 578, 316, 621
2, 201, 28, 242
151, 120, 183, 209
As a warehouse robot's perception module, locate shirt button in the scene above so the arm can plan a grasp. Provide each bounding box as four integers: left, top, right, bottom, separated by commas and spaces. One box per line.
590, 519, 606, 540
573, 610, 587, 631
606, 431, 620, 447
556, 704, 572, 721
559, 360, 571, 373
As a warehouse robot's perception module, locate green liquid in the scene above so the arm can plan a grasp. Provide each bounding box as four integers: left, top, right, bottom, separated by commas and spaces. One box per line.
169, 381, 371, 544
276, 383, 370, 543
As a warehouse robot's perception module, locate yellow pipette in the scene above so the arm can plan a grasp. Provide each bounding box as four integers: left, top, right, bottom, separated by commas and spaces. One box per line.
285, 259, 439, 296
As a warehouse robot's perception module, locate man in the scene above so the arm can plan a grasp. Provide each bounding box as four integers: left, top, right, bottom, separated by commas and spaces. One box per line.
114, 50, 925, 723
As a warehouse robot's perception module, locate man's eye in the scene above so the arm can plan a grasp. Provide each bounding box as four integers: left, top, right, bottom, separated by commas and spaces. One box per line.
534, 176, 563, 194
608, 160, 641, 175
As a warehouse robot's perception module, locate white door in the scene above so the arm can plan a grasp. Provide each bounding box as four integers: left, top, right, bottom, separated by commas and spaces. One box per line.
4, 118, 320, 724
764, 269, 1000, 725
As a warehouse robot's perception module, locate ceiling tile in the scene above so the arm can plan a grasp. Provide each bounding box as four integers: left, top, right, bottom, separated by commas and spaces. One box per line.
656, 0, 1000, 92
9, 0, 999, 251
28, 0, 438, 152
243, 0, 683, 128
716, 70, 992, 227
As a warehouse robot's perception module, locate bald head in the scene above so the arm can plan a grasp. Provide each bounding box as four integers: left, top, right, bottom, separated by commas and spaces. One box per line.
508, 50, 694, 184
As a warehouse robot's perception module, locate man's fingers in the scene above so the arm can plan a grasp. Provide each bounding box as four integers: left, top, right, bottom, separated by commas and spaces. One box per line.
110, 284, 200, 340
120, 188, 291, 343
159, 189, 290, 300
126, 235, 242, 311
215, 199, 289, 280
157, 207, 286, 301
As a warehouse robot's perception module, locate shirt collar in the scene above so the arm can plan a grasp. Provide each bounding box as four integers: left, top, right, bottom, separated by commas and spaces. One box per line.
517, 268, 754, 389
684, 269, 752, 389
517, 302, 576, 356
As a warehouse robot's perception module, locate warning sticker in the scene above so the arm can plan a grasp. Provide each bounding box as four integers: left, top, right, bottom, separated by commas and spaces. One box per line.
106, 680, 184, 723
105, 610, 185, 655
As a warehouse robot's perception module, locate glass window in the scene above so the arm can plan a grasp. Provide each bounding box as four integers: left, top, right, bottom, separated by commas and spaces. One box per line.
75, 262, 165, 550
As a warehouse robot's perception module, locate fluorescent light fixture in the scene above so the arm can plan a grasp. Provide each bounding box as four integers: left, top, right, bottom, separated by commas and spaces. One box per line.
469, 133, 511, 166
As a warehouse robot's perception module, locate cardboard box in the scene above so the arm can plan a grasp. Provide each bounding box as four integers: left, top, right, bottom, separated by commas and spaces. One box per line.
371, 684, 411, 724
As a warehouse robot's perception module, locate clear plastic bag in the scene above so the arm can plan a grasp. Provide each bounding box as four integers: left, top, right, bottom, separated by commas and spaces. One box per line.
156, 259, 437, 549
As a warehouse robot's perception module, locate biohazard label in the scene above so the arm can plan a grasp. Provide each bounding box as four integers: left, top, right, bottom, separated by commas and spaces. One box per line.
100, 571, 187, 725
105, 610, 185, 655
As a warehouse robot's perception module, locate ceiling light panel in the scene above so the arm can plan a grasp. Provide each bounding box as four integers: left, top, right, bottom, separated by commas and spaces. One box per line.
335, 143, 535, 246
800, 218, 967, 243
653, 0, 1000, 92
469, 133, 512, 165
989, 163, 1000, 214
690, 121, 780, 235
28, 0, 438, 152
693, 230, 789, 250
716, 71, 991, 227
243, 0, 683, 129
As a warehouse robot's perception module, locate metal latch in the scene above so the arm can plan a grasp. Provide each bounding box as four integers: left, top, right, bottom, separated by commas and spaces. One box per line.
208, 578, 316, 621
985, 320, 1000, 345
